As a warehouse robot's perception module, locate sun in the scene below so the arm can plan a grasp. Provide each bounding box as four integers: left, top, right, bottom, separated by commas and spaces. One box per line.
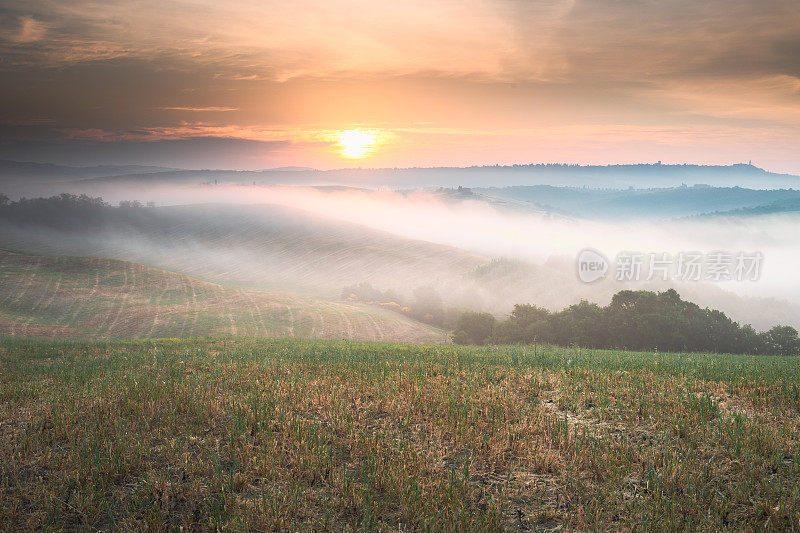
336, 129, 380, 159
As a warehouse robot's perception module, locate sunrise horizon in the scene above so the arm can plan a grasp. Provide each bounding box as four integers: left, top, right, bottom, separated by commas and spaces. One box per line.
1, 156, 789, 176
2, 0, 799, 174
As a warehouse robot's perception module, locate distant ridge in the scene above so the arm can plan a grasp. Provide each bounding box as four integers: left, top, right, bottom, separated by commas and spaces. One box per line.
3, 158, 799, 190
62, 162, 800, 190
684, 197, 800, 219
265, 166, 318, 172
0, 159, 177, 182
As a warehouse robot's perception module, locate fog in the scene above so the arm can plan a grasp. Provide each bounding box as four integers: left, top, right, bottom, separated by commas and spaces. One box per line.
76, 180, 800, 293
3, 178, 800, 331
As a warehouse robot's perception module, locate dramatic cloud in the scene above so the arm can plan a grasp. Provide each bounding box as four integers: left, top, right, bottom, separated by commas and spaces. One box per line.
0, 0, 799, 170
2, 0, 797, 81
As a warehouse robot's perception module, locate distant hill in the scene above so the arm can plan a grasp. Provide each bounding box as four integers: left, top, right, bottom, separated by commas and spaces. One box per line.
477, 185, 800, 219
0, 159, 176, 182
266, 166, 318, 172
76, 169, 268, 185
406, 162, 800, 189
0, 249, 447, 342
686, 197, 800, 219
6, 162, 796, 193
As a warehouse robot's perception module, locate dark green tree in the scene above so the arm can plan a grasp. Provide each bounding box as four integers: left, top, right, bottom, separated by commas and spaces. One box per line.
764, 325, 800, 356
452, 312, 496, 345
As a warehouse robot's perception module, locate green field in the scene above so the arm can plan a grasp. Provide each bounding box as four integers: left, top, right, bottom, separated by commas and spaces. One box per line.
0, 250, 446, 344
1, 338, 798, 530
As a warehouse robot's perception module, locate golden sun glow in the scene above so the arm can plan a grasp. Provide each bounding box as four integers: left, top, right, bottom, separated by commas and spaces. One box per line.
336, 129, 380, 159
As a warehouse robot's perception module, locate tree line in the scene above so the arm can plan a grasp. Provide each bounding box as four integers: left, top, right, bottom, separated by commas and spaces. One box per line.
0, 193, 157, 229
453, 289, 800, 356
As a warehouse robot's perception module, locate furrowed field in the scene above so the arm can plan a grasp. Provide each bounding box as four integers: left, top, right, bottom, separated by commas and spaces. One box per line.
0, 250, 446, 344
1, 338, 799, 531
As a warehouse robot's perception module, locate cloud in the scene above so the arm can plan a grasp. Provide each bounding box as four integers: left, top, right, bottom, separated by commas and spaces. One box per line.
0, 15, 46, 43
156, 106, 240, 112
0, 0, 798, 170
1, 0, 797, 83
14, 16, 46, 43
0, 137, 295, 168
55, 124, 324, 144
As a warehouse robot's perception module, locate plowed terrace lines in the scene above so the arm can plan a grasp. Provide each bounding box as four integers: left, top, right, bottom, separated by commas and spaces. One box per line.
0, 250, 446, 343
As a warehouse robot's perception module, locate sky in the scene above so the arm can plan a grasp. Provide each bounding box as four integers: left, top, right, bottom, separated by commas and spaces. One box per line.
1, 0, 799, 172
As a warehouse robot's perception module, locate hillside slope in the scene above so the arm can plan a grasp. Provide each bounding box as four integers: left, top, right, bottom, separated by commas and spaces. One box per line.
0, 250, 447, 342
0, 202, 487, 293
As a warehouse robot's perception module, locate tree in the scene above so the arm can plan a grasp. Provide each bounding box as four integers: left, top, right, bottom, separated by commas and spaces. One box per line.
556, 300, 607, 347
764, 325, 800, 356
485, 289, 782, 356
498, 304, 551, 344
452, 312, 496, 345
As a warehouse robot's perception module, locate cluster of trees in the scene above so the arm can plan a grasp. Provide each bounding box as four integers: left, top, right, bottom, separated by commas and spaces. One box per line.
0, 194, 156, 228
454, 289, 800, 356
342, 282, 459, 329
0, 193, 108, 228
0, 193, 106, 207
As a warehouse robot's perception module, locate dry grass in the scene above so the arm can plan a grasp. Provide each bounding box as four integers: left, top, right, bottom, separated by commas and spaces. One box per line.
1, 338, 798, 531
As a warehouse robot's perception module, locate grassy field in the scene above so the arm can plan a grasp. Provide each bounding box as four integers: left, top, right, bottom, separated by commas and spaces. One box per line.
1, 338, 798, 530
0, 250, 446, 343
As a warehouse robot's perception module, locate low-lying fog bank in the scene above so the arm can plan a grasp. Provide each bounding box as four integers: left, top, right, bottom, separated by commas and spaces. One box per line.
2, 180, 799, 331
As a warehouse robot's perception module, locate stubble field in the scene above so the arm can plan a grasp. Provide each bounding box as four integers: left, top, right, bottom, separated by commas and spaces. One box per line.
1, 338, 798, 530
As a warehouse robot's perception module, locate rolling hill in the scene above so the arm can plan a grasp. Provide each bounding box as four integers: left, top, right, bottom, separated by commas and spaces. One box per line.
477, 185, 800, 220
685, 197, 800, 218
0, 201, 488, 293
0, 159, 175, 183
0, 249, 447, 342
